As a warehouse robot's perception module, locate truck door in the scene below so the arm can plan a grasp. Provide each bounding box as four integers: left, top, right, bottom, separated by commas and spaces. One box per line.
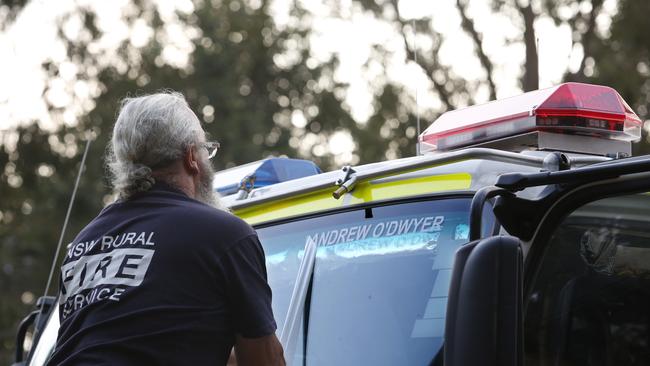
446, 155, 650, 366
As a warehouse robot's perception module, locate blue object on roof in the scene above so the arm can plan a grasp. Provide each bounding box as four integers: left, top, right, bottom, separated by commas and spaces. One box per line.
213, 158, 322, 196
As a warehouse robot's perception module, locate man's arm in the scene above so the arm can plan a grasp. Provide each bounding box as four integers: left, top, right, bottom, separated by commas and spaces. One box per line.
233, 333, 285, 366
218, 234, 285, 365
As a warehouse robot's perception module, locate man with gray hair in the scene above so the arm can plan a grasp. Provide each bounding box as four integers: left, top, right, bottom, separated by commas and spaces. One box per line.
48, 92, 285, 365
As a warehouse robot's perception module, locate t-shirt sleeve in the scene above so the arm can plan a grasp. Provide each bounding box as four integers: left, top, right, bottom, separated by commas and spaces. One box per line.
219, 234, 277, 338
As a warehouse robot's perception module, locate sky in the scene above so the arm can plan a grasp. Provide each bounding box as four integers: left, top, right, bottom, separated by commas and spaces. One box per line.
0, 0, 619, 147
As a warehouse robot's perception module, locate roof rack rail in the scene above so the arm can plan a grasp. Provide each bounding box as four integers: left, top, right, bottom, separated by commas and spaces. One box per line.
228, 148, 609, 210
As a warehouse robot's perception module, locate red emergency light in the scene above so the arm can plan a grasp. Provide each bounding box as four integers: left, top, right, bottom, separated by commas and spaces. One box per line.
419, 83, 642, 153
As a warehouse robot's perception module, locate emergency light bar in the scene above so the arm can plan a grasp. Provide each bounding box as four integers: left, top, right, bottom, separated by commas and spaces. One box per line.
213, 157, 322, 196
419, 83, 642, 154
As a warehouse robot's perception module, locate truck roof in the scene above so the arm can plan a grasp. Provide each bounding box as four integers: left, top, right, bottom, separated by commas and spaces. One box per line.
219, 148, 609, 225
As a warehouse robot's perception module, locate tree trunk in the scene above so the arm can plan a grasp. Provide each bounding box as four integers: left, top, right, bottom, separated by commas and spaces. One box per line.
519, 2, 538, 91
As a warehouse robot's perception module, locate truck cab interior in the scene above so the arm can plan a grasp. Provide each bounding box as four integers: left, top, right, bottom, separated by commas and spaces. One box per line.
524, 194, 650, 366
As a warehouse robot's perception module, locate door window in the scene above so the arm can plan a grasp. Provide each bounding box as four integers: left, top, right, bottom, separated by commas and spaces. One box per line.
525, 194, 650, 366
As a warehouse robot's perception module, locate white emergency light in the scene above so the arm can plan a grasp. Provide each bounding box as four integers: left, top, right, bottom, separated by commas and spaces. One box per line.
419, 83, 642, 156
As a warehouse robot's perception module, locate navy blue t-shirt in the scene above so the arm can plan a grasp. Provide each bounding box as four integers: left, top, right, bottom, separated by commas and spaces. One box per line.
47, 183, 277, 365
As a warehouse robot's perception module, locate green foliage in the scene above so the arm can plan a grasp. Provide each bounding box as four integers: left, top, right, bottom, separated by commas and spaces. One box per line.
584, 0, 650, 155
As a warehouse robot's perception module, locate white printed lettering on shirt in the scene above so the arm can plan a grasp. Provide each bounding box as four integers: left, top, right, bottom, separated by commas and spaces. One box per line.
61, 248, 154, 303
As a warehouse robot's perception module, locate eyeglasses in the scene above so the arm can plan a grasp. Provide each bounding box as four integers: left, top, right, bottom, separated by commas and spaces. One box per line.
201, 141, 220, 159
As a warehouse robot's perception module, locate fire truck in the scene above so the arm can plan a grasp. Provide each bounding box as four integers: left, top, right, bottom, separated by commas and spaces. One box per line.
15, 83, 650, 365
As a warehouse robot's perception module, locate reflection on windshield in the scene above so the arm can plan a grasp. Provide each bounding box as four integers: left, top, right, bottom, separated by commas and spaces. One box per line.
266, 250, 288, 265
315, 233, 438, 259
257, 198, 475, 365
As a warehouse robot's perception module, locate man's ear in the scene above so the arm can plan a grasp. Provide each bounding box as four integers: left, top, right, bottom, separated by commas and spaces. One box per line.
183, 145, 200, 175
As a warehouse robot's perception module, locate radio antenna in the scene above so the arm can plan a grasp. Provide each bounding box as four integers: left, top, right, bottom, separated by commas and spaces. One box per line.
536, 36, 540, 89
42, 137, 92, 299
413, 19, 421, 156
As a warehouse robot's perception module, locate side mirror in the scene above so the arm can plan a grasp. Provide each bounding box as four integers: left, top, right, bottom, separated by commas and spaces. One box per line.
13, 296, 56, 366
444, 236, 523, 366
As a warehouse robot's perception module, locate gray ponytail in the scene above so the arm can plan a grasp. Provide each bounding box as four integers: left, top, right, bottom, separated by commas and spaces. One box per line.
110, 162, 155, 198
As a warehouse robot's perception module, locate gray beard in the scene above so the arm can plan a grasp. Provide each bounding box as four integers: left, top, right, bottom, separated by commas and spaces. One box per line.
196, 157, 229, 211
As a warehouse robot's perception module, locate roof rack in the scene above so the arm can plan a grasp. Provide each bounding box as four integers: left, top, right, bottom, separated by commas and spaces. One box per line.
228, 148, 610, 210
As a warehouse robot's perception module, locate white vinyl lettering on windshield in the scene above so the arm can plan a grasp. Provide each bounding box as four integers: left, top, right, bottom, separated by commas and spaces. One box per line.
305, 215, 445, 247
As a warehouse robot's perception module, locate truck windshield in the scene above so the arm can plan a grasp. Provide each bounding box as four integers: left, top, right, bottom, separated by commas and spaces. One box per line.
257, 198, 485, 365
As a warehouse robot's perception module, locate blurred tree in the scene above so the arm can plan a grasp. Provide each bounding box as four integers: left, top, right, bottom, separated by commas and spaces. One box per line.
47, 0, 359, 170
582, 0, 650, 155
0, 0, 29, 29
348, 0, 615, 160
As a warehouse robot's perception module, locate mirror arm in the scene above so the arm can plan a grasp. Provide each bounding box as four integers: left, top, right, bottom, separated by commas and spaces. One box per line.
14, 311, 38, 364
469, 186, 513, 241
13, 296, 56, 365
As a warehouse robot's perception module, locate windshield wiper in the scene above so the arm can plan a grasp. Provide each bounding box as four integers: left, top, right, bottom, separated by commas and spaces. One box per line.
279, 238, 318, 362
302, 271, 314, 366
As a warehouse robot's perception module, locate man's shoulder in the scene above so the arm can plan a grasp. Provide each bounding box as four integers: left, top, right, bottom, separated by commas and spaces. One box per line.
168, 200, 255, 240
173, 198, 240, 222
